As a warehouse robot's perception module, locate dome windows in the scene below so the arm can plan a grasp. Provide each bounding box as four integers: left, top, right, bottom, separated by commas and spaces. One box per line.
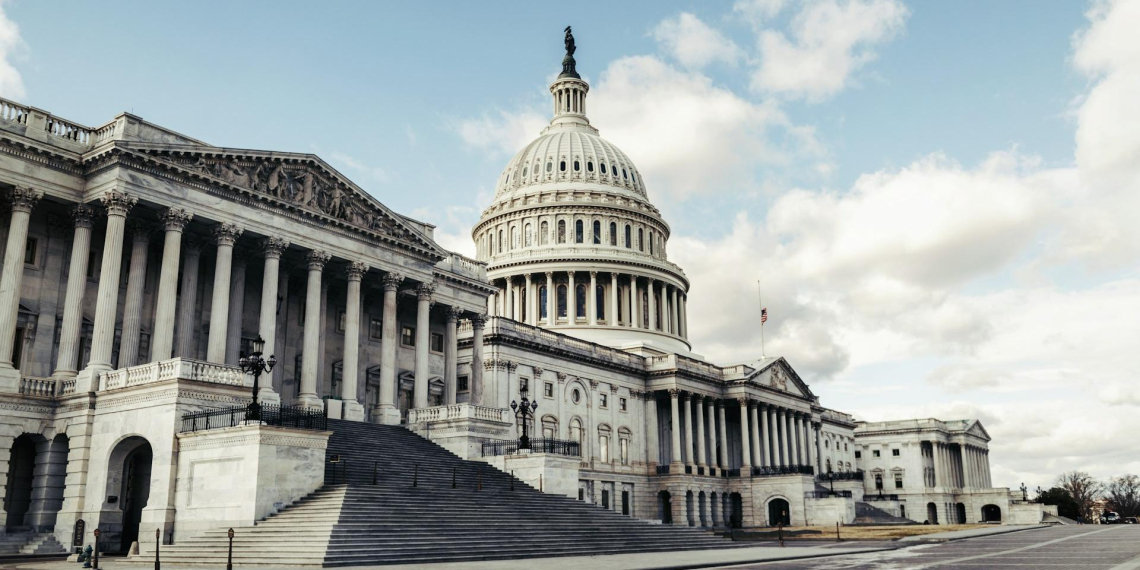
624, 225, 632, 248
587, 161, 594, 173
546, 161, 553, 173
575, 220, 584, 243
573, 160, 580, 171
592, 220, 601, 245
638, 228, 644, 251
631, 171, 637, 183
600, 163, 607, 175
560, 160, 567, 172
523, 166, 528, 177
622, 168, 628, 180
540, 221, 549, 245
557, 220, 566, 244
609, 222, 617, 246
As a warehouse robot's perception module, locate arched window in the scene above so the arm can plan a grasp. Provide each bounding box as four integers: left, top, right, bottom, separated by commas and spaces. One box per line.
546, 161, 553, 173
618, 427, 632, 465
540, 221, 549, 245
576, 284, 587, 318
596, 284, 605, 320
609, 222, 617, 246
587, 161, 594, 172
599, 425, 612, 463
622, 168, 628, 179
557, 285, 568, 318
575, 220, 584, 243
573, 160, 580, 171
557, 220, 566, 244
497, 230, 503, 253
592, 220, 601, 244
624, 225, 632, 248
511, 227, 519, 250
524, 223, 533, 247
570, 418, 583, 445
539, 286, 548, 320
600, 162, 607, 175
631, 171, 637, 183
638, 228, 644, 252
649, 231, 654, 255
560, 160, 566, 172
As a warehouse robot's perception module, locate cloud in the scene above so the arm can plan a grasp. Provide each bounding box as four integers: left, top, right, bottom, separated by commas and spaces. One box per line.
751, 0, 909, 101
452, 109, 547, 158
652, 13, 744, 69
0, 0, 26, 100
733, 0, 787, 30
327, 151, 390, 184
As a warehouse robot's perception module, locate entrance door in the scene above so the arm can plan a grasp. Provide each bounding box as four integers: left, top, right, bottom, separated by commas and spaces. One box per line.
730, 493, 744, 528
3, 435, 36, 527
601, 489, 610, 509
622, 490, 630, 515
120, 446, 153, 551
927, 502, 939, 524
658, 491, 672, 524
767, 498, 790, 526
982, 504, 1001, 522
955, 503, 967, 524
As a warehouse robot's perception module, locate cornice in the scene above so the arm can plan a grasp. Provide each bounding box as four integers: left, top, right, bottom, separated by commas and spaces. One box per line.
0, 136, 85, 178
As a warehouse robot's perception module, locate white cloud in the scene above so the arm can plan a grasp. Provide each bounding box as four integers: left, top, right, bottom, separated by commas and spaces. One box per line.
327, 151, 390, 184
452, 109, 547, 158
733, 0, 787, 30
0, 0, 26, 100
751, 0, 908, 101
652, 13, 744, 69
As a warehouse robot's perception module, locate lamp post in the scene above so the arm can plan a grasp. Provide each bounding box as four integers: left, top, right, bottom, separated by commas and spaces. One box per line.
510, 388, 539, 450
1020, 482, 1028, 501
238, 336, 276, 421
827, 471, 836, 495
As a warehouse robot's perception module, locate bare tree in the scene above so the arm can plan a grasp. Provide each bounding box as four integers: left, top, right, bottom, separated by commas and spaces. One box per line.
1057, 471, 1103, 522
1106, 474, 1140, 518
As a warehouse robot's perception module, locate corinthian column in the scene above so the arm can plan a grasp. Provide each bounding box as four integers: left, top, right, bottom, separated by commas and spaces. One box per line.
149, 208, 192, 362
256, 237, 288, 393
77, 190, 136, 390
377, 273, 403, 424
297, 250, 330, 408
567, 271, 576, 322
413, 282, 434, 409
52, 205, 96, 379
647, 279, 657, 330
117, 222, 153, 368
668, 389, 683, 469
175, 238, 203, 359
224, 252, 248, 363
544, 271, 555, 326
341, 261, 368, 421
695, 396, 707, 468
588, 271, 598, 325
739, 398, 752, 470
609, 272, 619, 325
445, 306, 460, 405
0, 187, 43, 388
470, 314, 486, 406
630, 276, 640, 329
524, 273, 533, 325
206, 223, 243, 363
682, 392, 695, 468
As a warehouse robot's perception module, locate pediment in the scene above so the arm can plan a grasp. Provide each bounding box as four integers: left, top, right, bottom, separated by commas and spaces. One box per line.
964, 420, 991, 441
112, 142, 446, 261
746, 357, 815, 400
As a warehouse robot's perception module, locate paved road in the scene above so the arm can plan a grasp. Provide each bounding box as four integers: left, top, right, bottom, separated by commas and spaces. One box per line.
720, 525, 1140, 569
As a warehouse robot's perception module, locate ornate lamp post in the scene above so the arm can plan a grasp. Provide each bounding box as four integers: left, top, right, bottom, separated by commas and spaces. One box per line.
238, 336, 275, 421
1020, 482, 1028, 501
510, 388, 539, 450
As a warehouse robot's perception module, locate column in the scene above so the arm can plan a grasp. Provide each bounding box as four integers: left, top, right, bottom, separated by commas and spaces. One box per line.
52, 205, 96, 378
377, 273, 404, 421
148, 208, 193, 362
444, 306, 460, 405
297, 250, 330, 407
680, 295, 688, 338
0, 187, 43, 386
790, 412, 800, 465
545, 271, 555, 326
706, 398, 718, 470
567, 271, 576, 322
470, 314, 486, 405
738, 398, 752, 471
256, 238, 288, 400
341, 261, 368, 420
524, 273, 534, 325
413, 282, 434, 409
762, 404, 774, 466
77, 190, 136, 388
668, 389, 683, 469
644, 391, 659, 467
695, 396, 707, 468
682, 393, 695, 469
609, 273, 618, 325
777, 408, 788, 466
671, 286, 680, 335
717, 401, 728, 469
750, 403, 763, 468
647, 279, 657, 330
117, 222, 152, 368
630, 276, 640, 329
814, 423, 823, 471
588, 271, 598, 325
175, 237, 202, 359
224, 252, 248, 363
205, 223, 243, 363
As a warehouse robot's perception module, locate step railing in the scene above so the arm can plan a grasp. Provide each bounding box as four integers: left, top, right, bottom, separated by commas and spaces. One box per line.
181, 403, 328, 433
481, 437, 580, 458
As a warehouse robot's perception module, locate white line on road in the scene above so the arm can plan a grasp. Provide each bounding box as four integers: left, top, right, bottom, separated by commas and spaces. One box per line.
1108, 552, 1140, 570
909, 526, 1126, 569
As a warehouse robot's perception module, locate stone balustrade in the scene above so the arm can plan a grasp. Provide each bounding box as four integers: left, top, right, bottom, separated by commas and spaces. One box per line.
100, 357, 248, 391
407, 403, 511, 424
18, 377, 56, 397
436, 253, 488, 281
0, 95, 119, 149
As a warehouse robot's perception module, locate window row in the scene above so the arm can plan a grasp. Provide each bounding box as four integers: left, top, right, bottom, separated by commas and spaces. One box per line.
479, 218, 667, 259
501, 157, 642, 192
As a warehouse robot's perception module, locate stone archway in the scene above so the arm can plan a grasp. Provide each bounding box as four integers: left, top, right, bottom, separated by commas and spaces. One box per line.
3, 434, 38, 528
730, 493, 744, 528
767, 497, 790, 526
698, 491, 707, 527
657, 491, 672, 524
927, 502, 939, 524
101, 436, 153, 553
955, 503, 967, 524
685, 490, 695, 526
982, 504, 1002, 523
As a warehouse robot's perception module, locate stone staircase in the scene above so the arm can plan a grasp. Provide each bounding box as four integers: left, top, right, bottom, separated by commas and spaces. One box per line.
0, 532, 67, 555
853, 502, 917, 525
151, 419, 739, 566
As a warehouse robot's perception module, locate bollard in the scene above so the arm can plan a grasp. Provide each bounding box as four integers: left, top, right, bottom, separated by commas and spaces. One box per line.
226, 528, 234, 570
155, 528, 161, 570
413, 464, 418, 487
778, 523, 784, 547
92, 528, 100, 570
452, 466, 457, 489
836, 521, 841, 542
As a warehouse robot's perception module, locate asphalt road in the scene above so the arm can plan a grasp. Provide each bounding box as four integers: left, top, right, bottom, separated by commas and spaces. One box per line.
718, 525, 1140, 569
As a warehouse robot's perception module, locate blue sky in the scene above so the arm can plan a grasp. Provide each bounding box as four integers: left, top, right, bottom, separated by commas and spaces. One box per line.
3, 0, 1137, 489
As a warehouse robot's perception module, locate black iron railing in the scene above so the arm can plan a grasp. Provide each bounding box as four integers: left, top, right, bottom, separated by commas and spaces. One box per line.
480, 438, 580, 458
180, 403, 327, 433
805, 490, 853, 499
863, 493, 899, 501
751, 464, 815, 477
817, 470, 864, 482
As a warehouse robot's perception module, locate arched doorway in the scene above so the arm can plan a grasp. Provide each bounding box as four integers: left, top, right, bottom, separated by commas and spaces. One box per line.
685, 491, 695, 526
698, 492, 707, 527
730, 493, 744, 528
103, 436, 152, 553
955, 503, 967, 524
927, 502, 939, 524
710, 492, 719, 527
658, 491, 672, 524
982, 504, 1002, 522
767, 498, 790, 526
3, 435, 37, 528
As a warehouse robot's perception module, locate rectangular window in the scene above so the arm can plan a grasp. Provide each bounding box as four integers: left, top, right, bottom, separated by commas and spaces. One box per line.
544, 382, 554, 398
855, 451, 862, 459
892, 449, 900, 457
430, 332, 444, 352
369, 318, 383, 340
400, 325, 415, 347
895, 474, 904, 489
578, 489, 585, 501
24, 237, 37, 266
619, 397, 627, 411
599, 393, 608, 408
620, 438, 629, 465
337, 310, 346, 333
519, 378, 529, 394
873, 450, 881, 458
600, 435, 610, 463
457, 375, 469, 392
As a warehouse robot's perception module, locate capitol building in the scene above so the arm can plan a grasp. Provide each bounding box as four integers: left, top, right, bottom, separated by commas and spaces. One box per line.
0, 31, 1049, 563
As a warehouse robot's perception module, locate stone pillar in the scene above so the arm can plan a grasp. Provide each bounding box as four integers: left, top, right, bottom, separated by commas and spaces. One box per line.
588, 271, 598, 325
297, 250, 329, 408
644, 391, 659, 467
224, 252, 248, 363
695, 396, 707, 468
206, 223, 243, 363
668, 389, 683, 469
814, 422, 823, 471
647, 279, 657, 330
609, 273, 619, 325
256, 237, 288, 400
750, 402, 763, 468
567, 271, 576, 322
524, 273, 534, 325
77, 190, 136, 389
444, 306, 460, 405
671, 286, 679, 335
761, 404, 773, 466
175, 238, 202, 359
413, 282, 434, 409
117, 223, 152, 368
682, 393, 695, 469
0, 187, 43, 388
738, 398, 752, 470
706, 398, 718, 470
630, 276, 640, 329
544, 271, 555, 326
376, 273, 404, 422
52, 205, 97, 378
24, 435, 68, 529
148, 208, 193, 362
341, 261, 368, 421
680, 294, 688, 338
717, 401, 728, 469
777, 408, 788, 466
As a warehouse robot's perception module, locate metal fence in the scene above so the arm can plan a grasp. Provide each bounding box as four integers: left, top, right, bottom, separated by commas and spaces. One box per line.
480, 438, 580, 458
750, 464, 815, 477
862, 493, 900, 502
817, 470, 865, 481
806, 490, 854, 499
180, 403, 328, 433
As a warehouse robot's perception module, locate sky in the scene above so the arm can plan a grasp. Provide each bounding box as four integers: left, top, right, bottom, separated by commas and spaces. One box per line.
2, 0, 1138, 491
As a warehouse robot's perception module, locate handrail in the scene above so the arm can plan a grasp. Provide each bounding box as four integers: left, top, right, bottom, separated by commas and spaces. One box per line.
481, 437, 580, 458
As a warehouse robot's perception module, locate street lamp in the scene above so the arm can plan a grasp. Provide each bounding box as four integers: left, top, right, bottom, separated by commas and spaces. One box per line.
510, 388, 539, 450
238, 336, 276, 421
826, 471, 836, 495
1020, 482, 1028, 501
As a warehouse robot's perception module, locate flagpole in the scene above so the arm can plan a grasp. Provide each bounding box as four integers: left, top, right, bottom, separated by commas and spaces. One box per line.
758, 280, 765, 359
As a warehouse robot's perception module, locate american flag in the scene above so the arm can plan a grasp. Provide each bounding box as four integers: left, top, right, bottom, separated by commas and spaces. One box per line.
761, 308, 768, 324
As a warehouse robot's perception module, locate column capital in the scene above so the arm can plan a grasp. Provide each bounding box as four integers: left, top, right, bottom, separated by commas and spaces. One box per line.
71, 204, 98, 229
100, 189, 137, 217
531, 366, 544, 378
159, 207, 194, 232
544, 270, 553, 280
183, 234, 205, 255
381, 272, 405, 291
8, 186, 44, 213
668, 388, 680, 398
736, 397, 749, 406
345, 261, 369, 281
445, 305, 463, 322
213, 223, 244, 246
416, 282, 435, 301
470, 313, 487, 328
305, 250, 331, 270
681, 391, 691, 402
590, 270, 597, 278
260, 236, 290, 258
127, 220, 155, 244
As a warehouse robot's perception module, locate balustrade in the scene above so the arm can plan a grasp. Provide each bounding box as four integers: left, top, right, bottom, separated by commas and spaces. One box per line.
18, 377, 56, 397
99, 357, 247, 391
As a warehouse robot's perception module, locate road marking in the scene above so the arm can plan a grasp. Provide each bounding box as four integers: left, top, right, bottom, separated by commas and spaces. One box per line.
1108, 553, 1140, 570
909, 527, 1125, 568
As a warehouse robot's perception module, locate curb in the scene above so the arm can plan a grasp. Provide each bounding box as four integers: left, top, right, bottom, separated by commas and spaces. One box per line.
618, 546, 902, 570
